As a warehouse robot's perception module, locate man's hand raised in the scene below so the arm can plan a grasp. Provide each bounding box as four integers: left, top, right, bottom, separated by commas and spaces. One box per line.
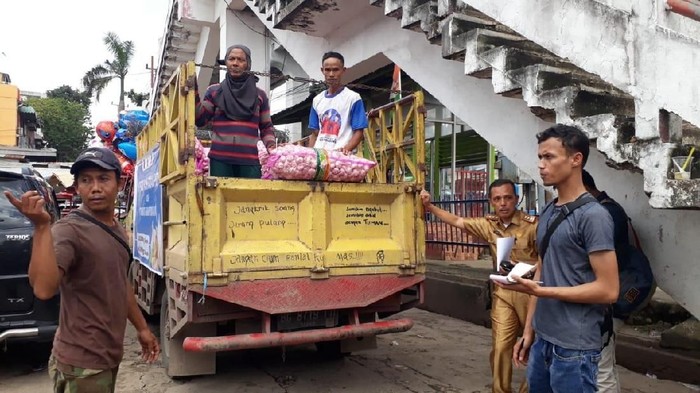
4, 190, 52, 228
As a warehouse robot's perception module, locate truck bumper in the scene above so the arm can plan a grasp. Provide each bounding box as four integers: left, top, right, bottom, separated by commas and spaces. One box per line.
0, 325, 57, 344
182, 318, 414, 352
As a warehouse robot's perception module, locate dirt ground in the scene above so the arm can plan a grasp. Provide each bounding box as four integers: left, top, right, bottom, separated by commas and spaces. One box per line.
1, 309, 697, 392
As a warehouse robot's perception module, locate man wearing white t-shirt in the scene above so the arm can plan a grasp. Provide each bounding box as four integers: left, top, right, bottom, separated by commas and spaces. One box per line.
308, 52, 368, 154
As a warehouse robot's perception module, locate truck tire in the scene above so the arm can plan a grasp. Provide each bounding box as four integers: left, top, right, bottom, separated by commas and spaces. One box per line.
159, 290, 171, 370
159, 289, 216, 377
128, 261, 138, 292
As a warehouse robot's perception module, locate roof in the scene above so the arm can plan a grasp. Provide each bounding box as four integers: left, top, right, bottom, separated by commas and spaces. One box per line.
0, 161, 73, 191
0, 146, 57, 162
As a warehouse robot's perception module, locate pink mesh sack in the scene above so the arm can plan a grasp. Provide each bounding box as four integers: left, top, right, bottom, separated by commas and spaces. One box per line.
194, 138, 210, 176
257, 141, 376, 182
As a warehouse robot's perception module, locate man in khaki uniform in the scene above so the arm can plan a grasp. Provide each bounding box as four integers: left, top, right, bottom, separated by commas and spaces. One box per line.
421, 179, 537, 393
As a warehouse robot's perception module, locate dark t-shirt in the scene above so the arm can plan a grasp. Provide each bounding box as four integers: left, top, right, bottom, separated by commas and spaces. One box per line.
533, 195, 615, 350
51, 212, 129, 369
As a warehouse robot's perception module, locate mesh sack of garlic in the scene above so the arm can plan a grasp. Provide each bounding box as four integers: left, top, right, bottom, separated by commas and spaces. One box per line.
257, 141, 376, 182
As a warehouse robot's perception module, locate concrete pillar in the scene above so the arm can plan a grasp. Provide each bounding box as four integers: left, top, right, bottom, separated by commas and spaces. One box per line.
219, 7, 271, 93
195, 26, 220, 96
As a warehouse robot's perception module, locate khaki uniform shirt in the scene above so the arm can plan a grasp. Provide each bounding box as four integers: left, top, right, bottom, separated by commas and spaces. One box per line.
462, 210, 539, 269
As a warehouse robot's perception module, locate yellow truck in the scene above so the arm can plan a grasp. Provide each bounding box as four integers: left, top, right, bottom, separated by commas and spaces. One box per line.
131, 62, 426, 377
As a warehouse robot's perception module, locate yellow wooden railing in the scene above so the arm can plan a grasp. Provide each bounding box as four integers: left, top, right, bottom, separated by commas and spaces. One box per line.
136, 61, 197, 183
364, 91, 426, 187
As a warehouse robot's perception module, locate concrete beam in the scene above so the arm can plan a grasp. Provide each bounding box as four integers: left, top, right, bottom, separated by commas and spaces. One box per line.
194, 26, 220, 96
178, 0, 217, 25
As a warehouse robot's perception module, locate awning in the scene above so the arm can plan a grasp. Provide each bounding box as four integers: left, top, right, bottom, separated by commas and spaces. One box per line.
18, 105, 37, 123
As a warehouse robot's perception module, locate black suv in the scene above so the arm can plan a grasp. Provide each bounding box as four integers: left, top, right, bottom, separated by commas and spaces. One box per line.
0, 164, 60, 346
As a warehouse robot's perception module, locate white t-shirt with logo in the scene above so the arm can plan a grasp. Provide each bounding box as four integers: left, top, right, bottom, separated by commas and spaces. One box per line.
309, 87, 368, 151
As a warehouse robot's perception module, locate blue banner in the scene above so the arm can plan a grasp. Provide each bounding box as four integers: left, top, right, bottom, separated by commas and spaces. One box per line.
133, 144, 163, 275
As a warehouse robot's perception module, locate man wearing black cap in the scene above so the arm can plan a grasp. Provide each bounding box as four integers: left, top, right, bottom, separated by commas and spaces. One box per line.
4, 147, 159, 392
196, 44, 277, 178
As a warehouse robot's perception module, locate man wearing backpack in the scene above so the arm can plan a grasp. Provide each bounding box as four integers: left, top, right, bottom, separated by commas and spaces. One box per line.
502, 125, 619, 393
582, 170, 656, 393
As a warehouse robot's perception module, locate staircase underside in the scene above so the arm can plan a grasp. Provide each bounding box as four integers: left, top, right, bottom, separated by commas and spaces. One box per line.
242, 0, 700, 320
252, 0, 700, 209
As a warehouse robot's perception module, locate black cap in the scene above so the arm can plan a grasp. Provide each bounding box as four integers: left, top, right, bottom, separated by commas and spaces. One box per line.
70, 147, 122, 176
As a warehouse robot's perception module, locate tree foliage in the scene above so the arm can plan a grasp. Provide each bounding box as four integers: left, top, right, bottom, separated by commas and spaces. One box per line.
126, 89, 148, 106
27, 97, 92, 161
46, 85, 92, 109
82, 32, 134, 112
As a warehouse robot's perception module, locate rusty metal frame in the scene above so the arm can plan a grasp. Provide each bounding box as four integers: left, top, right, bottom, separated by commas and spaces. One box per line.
364, 91, 426, 187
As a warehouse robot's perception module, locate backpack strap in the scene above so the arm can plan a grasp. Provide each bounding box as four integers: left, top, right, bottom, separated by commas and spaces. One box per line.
540, 193, 598, 259
71, 210, 133, 265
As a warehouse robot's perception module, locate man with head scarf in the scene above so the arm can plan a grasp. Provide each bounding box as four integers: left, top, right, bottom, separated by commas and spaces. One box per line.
195, 44, 276, 178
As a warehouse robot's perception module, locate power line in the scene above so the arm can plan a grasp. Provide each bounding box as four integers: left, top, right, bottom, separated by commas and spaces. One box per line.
196, 63, 411, 95
270, 81, 315, 104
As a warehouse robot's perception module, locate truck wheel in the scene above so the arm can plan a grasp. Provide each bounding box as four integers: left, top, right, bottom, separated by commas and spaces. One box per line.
159, 290, 171, 370
159, 290, 216, 377
315, 340, 350, 359
128, 261, 138, 292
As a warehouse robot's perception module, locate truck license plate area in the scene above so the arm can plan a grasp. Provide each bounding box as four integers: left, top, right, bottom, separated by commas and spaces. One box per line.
277, 310, 339, 331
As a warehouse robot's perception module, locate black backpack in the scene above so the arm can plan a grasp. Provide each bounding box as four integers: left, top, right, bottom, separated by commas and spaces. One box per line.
541, 195, 656, 319
599, 198, 656, 318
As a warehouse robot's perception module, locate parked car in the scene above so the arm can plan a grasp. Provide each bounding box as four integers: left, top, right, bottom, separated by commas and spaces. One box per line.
0, 164, 60, 347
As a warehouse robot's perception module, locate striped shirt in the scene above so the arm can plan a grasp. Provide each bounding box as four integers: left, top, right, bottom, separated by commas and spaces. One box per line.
195, 84, 276, 165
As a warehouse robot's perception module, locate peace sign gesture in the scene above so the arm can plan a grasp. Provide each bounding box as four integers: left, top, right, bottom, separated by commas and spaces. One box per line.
4, 190, 52, 227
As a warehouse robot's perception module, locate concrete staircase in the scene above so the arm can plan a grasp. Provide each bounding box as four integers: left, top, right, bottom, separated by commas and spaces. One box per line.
366, 0, 700, 209
150, 1, 201, 110
237, 0, 700, 319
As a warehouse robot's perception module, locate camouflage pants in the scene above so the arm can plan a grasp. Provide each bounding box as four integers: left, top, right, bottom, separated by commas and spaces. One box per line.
48, 355, 119, 393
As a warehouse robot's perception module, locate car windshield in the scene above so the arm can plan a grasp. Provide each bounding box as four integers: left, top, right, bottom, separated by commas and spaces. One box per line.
0, 177, 33, 227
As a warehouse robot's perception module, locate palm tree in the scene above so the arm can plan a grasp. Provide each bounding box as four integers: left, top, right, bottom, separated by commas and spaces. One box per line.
82, 32, 134, 113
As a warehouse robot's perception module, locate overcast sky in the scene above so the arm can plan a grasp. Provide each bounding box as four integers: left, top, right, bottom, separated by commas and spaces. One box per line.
0, 0, 171, 126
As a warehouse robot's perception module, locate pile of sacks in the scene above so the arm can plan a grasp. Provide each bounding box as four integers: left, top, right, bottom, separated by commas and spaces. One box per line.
257, 141, 376, 182
194, 138, 210, 176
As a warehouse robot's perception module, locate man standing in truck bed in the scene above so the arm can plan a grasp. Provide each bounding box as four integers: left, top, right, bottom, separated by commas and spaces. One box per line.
196, 44, 277, 178
5, 147, 159, 392
307, 51, 367, 155
421, 179, 537, 393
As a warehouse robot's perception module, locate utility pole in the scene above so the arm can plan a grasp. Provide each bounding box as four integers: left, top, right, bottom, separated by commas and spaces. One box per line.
146, 56, 155, 88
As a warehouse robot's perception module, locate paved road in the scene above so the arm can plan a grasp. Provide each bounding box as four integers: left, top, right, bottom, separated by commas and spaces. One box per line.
1, 309, 696, 392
